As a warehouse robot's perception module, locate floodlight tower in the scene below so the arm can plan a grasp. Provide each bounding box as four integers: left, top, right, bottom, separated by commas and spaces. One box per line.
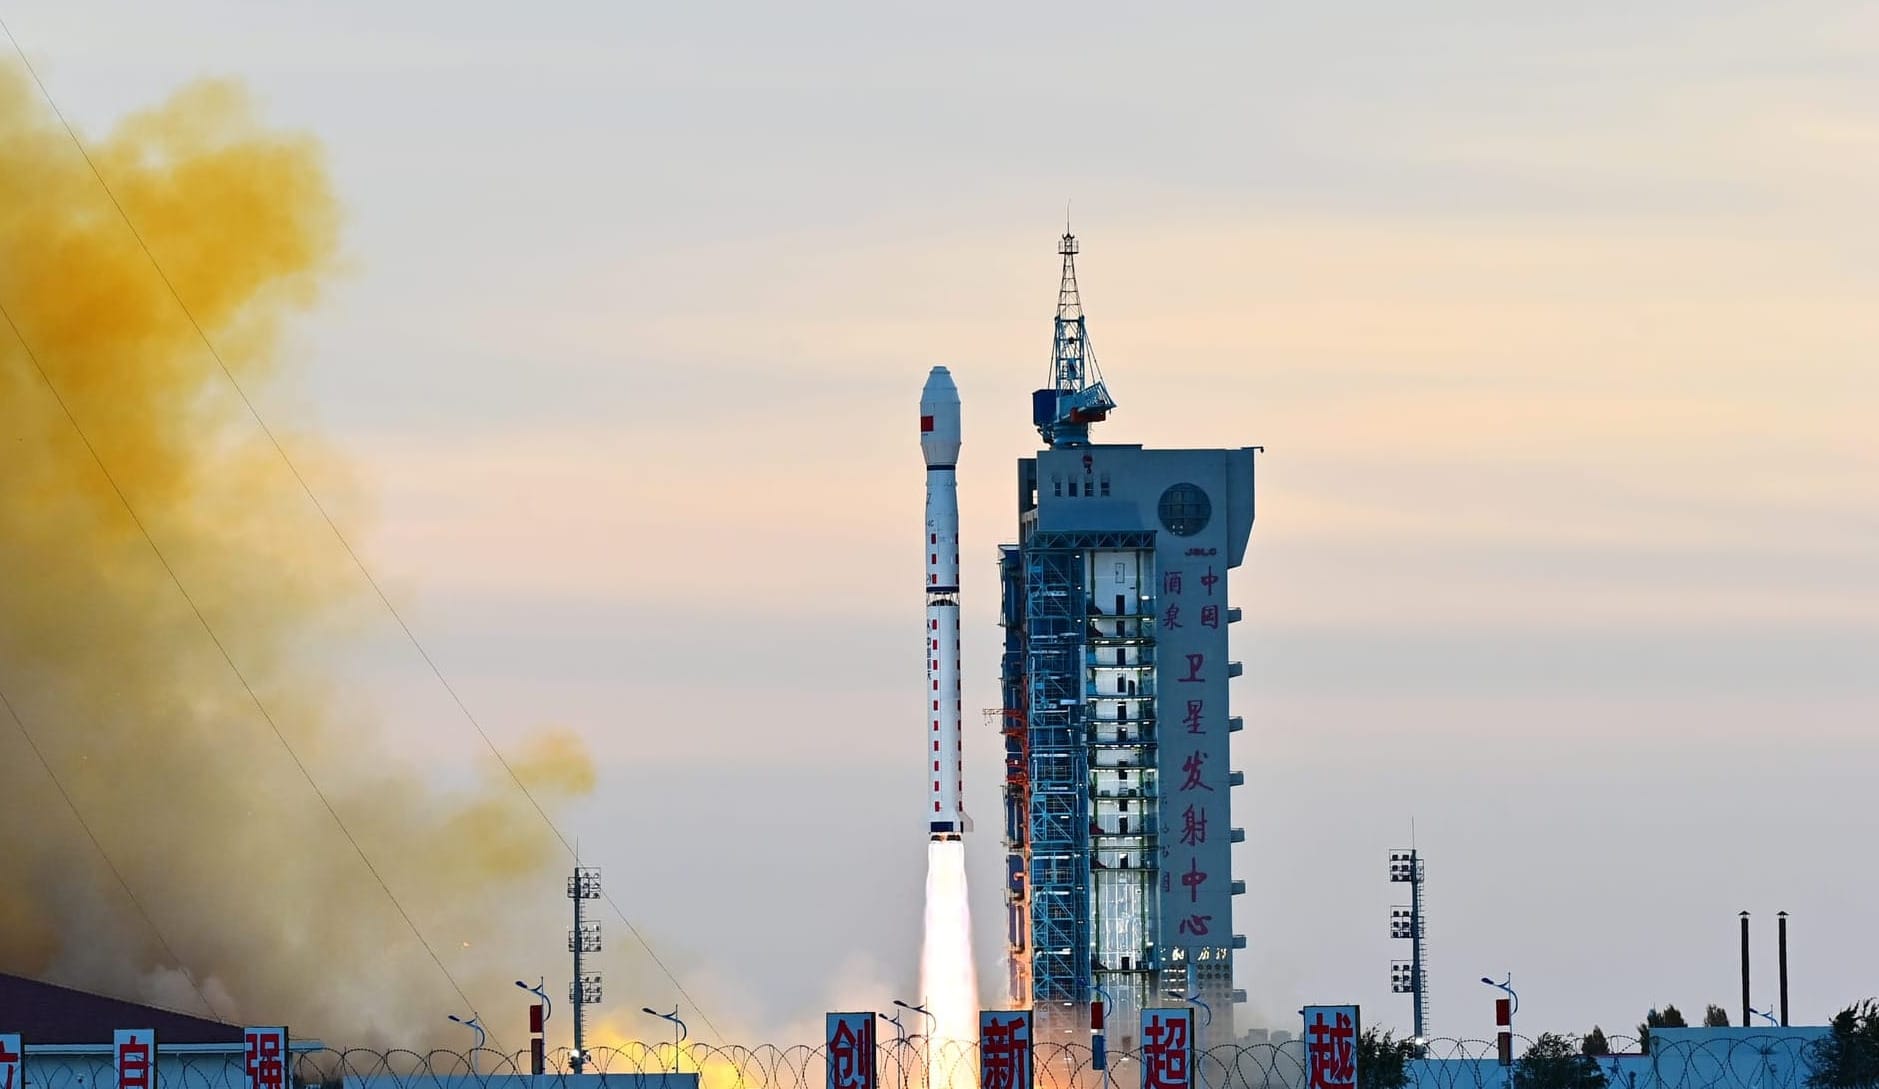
1389, 849, 1429, 1041
1032, 229, 1117, 448
568, 865, 603, 1072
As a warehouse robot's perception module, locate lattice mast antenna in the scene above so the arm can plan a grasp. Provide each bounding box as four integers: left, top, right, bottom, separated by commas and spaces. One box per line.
568, 864, 603, 1071
1033, 227, 1117, 448
1389, 848, 1430, 1040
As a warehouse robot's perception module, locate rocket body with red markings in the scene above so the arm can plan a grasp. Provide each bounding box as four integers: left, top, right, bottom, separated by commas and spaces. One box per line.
920, 366, 964, 841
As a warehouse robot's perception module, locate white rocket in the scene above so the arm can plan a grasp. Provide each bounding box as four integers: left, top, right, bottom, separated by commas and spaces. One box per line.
920, 366, 965, 841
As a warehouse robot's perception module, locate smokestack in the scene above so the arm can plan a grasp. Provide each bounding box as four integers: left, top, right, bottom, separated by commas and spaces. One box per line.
1740, 910, 1751, 1029
1778, 911, 1790, 1026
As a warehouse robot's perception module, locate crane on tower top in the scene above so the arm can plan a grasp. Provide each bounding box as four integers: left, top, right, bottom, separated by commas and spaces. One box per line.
1033, 228, 1116, 447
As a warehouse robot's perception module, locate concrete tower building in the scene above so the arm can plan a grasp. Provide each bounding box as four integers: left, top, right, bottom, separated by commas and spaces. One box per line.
998, 231, 1257, 1047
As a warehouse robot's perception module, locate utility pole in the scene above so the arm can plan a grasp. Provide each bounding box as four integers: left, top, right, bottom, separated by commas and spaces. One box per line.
569, 865, 602, 1072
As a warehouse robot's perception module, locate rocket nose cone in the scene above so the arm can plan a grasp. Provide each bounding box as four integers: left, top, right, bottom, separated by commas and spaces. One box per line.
920, 365, 961, 463
922, 365, 959, 401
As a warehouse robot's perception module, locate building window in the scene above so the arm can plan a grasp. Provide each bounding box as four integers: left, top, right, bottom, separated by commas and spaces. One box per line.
1052, 475, 1063, 497
1069, 479, 1079, 497
1157, 482, 1213, 536
1100, 473, 1111, 496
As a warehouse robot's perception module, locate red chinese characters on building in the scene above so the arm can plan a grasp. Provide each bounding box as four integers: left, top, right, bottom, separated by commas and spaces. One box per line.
1177, 653, 1206, 684
1177, 914, 1212, 936
245, 1028, 287, 1089
1179, 803, 1208, 846
1182, 699, 1205, 735
1140, 1010, 1193, 1089
826, 1013, 877, 1089
1179, 751, 1212, 792
115, 1030, 155, 1089
979, 1011, 1033, 1089
1305, 1007, 1360, 1089
1181, 856, 1208, 902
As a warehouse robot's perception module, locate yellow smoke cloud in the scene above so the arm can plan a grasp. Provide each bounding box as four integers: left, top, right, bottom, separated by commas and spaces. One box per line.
0, 66, 591, 1043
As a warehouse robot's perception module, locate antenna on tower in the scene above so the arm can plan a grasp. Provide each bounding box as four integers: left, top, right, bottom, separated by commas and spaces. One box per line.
1032, 226, 1116, 447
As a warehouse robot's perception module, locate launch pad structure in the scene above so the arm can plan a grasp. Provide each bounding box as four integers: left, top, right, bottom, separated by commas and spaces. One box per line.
998, 231, 1258, 1047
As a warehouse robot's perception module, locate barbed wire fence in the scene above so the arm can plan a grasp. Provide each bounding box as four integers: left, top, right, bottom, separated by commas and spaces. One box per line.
14, 1036, 1832, 1089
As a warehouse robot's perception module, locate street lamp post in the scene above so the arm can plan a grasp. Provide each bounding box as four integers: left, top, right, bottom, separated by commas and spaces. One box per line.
517, 978, 553, 1023
894, 1000, 936, 1086
1091, 984, 1115, 1089
447, 1014, 486, 1074
1480, 975, 1519, 1089
640, 1006, 687, 1074
1184, 990, 1213, 1089
877, 1012, 912, 1089
517, 979, 552, 1075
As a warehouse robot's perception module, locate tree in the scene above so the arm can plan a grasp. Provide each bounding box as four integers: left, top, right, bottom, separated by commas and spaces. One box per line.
1704, 1005, 1731, 1028
1807, 1000, 1879, 1089
1638, 1005, 1688, 1054
1582, 1027, 1610, 1057
1356, 1026, 1417, 1089
1514, 1033, 1609, 1089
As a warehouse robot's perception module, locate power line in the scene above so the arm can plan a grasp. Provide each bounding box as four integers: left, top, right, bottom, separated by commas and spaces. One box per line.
0, 681, 224, 1020
0, 18, 721, 1039
0, 298, 494, 1045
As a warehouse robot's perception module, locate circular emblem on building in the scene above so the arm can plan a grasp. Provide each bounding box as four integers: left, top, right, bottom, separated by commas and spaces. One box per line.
1157, 482, 1212, 537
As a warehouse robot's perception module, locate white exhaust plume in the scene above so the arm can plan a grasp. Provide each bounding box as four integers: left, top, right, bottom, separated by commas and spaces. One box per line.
921, 838, 978, 1089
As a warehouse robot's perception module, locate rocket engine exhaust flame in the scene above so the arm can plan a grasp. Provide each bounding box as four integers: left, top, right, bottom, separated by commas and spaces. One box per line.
0, 67, 591, 1043
921, 838, 979, 1089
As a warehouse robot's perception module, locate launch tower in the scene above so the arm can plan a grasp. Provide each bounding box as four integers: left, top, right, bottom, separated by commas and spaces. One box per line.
999, 231, 1257, 1047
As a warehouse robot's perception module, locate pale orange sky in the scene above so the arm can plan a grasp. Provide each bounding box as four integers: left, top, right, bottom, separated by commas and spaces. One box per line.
5, 0, 1876, 1047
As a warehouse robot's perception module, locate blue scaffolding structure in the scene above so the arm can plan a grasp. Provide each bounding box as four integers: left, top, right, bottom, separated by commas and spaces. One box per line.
1024, 539, 1089, 1007
1005, 529, 1161, 1013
